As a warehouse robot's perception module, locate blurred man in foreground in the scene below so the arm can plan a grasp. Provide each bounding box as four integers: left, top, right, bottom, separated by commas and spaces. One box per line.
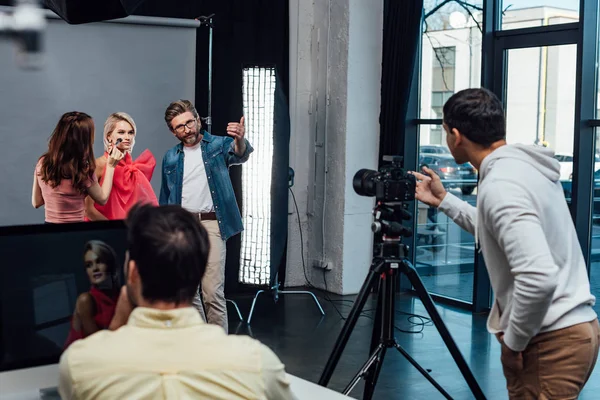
59, 204, 295, 400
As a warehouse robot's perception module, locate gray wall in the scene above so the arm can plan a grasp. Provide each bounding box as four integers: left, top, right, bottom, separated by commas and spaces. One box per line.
0, 10, 197, 226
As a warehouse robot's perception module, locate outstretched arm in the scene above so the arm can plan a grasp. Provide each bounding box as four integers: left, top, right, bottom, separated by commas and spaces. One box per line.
438, 192, 477, 235
412, 167, 477, 235
87, 149, 124, 205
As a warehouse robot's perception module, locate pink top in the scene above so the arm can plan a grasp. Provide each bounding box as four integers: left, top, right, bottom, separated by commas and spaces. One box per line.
36, 158, 97, 223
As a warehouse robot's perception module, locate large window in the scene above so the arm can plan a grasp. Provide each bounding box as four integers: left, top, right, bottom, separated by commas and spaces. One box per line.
411, 0, 600, 310
417, 1, 483, 302
430, 47, 456, 143
421, 0, 483, 120
505, 45, 577, 170
501, 1, 580, 30
416, 137, 478, 303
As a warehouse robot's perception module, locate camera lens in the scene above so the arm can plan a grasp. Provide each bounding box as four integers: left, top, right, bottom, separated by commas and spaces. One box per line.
353, 169, 378, 197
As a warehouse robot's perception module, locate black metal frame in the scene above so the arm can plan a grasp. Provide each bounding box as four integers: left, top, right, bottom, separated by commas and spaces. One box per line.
572, 0, 600, 266
406, 0, 600, 312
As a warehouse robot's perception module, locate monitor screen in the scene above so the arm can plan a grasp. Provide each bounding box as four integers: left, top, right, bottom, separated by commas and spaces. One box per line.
0, 221, 127, 372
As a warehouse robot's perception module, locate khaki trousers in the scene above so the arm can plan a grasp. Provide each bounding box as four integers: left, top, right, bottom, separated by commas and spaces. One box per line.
192, 219, 228, 333
502, 319, 600, 400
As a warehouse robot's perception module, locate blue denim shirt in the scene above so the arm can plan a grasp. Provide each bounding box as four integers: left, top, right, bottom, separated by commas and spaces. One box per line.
159, 130, 253, 241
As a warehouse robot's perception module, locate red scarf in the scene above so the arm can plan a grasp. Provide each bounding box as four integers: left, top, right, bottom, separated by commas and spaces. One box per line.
92, 149, 158, 220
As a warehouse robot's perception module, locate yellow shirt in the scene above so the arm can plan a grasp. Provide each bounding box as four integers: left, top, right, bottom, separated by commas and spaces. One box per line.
58, 307, 297, 400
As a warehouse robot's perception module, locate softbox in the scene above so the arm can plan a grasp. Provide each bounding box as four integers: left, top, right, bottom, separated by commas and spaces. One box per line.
44, 0, 147, 24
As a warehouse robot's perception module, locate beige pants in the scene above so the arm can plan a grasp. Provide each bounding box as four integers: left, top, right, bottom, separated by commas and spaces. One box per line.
192, 219, 228, 333
502, 319, 600, 400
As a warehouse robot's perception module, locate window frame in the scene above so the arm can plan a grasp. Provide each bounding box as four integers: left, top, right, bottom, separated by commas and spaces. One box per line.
405, 0, 600, 312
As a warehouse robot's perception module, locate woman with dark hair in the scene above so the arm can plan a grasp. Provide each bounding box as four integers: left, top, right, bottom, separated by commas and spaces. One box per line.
32, 112, 124, 223
64, 240, 120, 348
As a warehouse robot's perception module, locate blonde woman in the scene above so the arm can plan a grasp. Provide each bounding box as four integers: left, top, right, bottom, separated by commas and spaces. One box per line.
85, 112, 158, 221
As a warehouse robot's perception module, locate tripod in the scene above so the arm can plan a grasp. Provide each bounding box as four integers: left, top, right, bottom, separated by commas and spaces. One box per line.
318, 239, 486, 400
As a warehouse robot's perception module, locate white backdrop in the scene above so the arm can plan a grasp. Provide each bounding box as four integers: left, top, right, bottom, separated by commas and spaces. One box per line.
0, 8, 198, 226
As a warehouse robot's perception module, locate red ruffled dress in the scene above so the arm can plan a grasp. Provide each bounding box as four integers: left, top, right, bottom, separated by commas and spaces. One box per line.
87, 150, 158, 220
64, 287, 118, 349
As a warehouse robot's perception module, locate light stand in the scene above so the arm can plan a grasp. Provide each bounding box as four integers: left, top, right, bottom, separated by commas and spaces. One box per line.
246, 168, 325, 324
196, 13, 243, 323
318, 204, 486, 400
196, 14, 214, 133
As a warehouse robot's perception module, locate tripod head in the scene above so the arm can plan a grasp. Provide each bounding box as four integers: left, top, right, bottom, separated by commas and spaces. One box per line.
371, 201, 412, 260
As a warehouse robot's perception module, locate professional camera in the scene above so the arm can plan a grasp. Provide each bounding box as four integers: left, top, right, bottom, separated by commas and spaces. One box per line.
352, 155, 416, 203
352, 155, 416, 239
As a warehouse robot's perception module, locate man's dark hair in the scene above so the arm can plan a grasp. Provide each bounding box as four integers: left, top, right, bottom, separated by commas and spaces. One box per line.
443, 88, 506, 146
126, 204, 209, 304
164, 100, 200, 131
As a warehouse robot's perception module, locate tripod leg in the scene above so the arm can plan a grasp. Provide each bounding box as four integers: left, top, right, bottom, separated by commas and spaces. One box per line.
369, 277, 384, 354
402, 260, 487, 400
341, 344, 386, 396
393, 343, 453, 400
360, 346, 387, 400
318, 262, 383, 387
363, 270, 394, 400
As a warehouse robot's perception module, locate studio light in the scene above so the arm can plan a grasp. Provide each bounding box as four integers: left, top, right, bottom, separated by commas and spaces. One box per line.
239, 66, 276, 285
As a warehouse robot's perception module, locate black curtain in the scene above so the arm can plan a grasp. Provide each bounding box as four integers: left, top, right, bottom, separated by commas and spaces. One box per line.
270, 69, 291, 288
379, 0, 423, 163
191, 2, 289, 294
133, 0, 289, 295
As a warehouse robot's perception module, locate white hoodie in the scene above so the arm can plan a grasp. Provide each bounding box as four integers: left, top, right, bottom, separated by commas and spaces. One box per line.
438, 143, 597, 352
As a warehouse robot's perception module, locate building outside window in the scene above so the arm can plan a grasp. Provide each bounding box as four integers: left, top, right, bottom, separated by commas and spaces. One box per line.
416, 2, 584, 303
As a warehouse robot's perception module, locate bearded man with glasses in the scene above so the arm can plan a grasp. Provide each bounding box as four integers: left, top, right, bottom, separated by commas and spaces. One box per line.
159, 99, 253, 333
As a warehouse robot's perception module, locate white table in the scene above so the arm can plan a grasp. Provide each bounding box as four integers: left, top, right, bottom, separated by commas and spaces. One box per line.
0, 365, 355, 399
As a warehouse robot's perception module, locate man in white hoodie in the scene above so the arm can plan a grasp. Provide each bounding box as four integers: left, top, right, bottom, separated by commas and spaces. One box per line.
412, 88, 599, 399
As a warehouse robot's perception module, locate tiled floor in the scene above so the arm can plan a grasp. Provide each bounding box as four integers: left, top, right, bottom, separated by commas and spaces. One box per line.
421, 265, 600, 317
228, 288, 600, 400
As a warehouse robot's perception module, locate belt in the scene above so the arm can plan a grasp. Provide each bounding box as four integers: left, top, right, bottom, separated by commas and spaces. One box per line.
199, 211, 217, 221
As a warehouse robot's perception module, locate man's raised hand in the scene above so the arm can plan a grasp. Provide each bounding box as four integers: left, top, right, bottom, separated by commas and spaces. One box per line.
410, 166, 448, 208
227, 116, 245, 142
